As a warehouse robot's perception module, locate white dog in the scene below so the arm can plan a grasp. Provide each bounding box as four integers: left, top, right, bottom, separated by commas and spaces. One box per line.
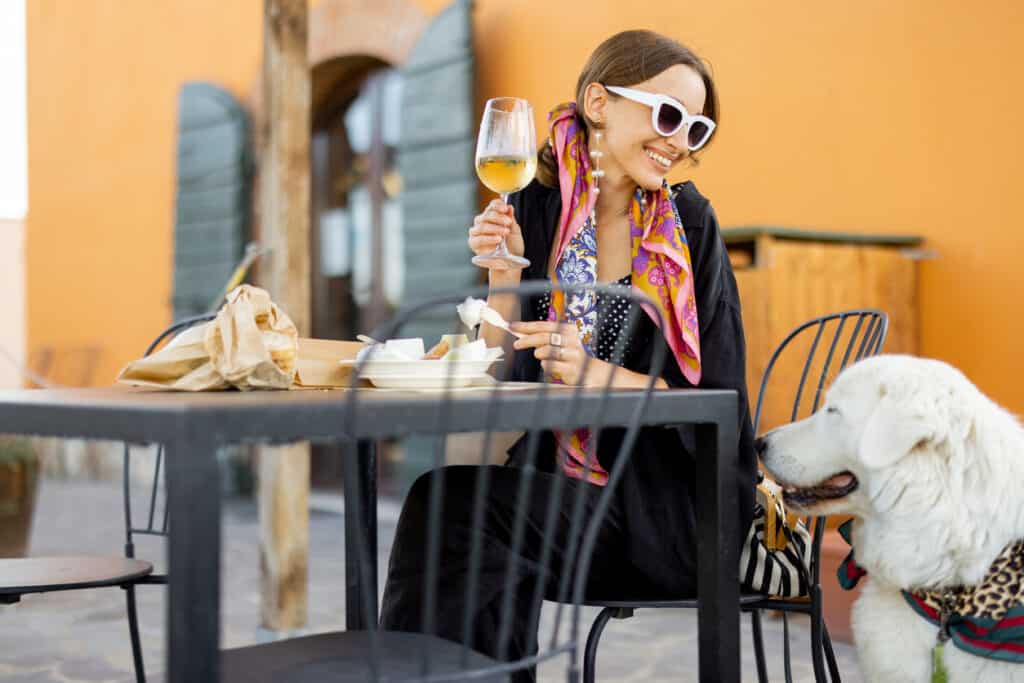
759, 355, 1024, 682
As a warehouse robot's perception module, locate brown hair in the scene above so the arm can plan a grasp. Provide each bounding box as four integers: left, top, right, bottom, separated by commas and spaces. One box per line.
536, 30, 719, 187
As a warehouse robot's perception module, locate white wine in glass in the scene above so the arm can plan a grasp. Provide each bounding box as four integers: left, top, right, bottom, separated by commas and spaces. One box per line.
472, 98, 536, 270
477, 155, 538, 196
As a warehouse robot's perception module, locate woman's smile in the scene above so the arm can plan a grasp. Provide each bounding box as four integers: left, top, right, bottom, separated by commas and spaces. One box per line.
643, 146, 676, 171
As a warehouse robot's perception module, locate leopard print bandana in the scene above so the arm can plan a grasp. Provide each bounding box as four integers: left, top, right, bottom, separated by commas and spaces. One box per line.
838, 520, 1024, 662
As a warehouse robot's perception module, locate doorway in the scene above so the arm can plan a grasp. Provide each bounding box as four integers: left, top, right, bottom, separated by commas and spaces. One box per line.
309, 57, 405, 492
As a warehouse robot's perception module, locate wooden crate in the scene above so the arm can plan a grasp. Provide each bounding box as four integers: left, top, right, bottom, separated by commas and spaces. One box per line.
723, 227, 923, 434
725, 227, 924, 641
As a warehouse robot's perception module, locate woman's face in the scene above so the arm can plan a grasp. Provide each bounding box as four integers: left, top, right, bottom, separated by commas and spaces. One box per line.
586, 64, 708, 192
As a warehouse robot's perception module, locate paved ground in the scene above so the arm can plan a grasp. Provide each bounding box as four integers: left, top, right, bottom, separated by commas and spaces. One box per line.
1, 478, 865, 682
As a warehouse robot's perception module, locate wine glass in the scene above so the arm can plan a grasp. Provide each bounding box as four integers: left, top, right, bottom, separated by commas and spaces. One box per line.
472, 97, 536, 269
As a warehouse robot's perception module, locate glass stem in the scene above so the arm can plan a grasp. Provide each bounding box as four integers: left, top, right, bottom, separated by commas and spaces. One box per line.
494, 193, 511, 257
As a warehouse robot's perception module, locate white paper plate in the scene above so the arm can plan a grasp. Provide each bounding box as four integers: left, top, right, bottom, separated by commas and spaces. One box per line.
340, 358, 498, 389
361, 374, 492, 390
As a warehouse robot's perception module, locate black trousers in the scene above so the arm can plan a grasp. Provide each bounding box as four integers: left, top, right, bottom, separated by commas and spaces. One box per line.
379, 464, 670, 683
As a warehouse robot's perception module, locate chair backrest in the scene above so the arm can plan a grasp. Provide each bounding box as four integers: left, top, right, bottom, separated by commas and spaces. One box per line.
753, 309, 888, 587
123, 314, 216, 560
345, 281, 668, 682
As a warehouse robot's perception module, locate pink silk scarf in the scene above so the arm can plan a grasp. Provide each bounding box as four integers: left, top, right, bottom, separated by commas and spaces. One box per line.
546, 102, 702, 485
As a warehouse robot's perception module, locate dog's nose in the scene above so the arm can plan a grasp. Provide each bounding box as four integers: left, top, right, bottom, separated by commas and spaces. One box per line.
753, 436, 767, 455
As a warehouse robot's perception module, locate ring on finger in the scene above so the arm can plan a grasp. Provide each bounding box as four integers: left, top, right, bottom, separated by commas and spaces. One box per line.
550, 332, 563, 347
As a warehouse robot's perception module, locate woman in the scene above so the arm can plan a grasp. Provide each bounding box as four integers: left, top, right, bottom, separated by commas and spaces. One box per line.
381, 30, 757, 680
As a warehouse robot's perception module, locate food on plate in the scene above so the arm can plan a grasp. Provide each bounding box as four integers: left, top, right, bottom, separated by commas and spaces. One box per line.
352, 333, 500, 365
441, 338, 487, 361
424, 334, 470, 360
424, 340, 449, 360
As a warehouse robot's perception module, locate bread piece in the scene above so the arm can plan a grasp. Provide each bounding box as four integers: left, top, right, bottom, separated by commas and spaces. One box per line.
424, 339, 450, 360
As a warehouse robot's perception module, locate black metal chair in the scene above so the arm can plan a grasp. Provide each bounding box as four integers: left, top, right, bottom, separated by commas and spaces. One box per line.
0, 312, 216, 683
580, 309, 889, 683
219, 282, 669, 682
121, 313, 218, 681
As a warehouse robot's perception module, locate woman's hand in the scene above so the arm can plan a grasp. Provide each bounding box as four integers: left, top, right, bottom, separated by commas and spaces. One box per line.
468, 199, 525, 272
511, 319, 670, 390
511, 321, 608, 386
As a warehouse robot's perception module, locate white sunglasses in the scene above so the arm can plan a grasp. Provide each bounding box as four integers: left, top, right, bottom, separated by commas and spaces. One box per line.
604, 85, 716, 151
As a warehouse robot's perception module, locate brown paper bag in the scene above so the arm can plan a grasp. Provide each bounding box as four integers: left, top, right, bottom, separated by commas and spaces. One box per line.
115, 323, 225, 390
117, 285, 298, 391
205, 285, 298, 390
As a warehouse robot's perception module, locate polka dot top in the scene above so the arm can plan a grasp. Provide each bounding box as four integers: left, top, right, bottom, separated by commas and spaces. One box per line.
535, 275, 651, 363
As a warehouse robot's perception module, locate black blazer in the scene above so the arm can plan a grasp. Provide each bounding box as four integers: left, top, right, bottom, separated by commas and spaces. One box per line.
505, 179, 758, 563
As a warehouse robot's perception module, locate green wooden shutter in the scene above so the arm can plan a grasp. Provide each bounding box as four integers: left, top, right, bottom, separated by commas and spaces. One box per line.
173, 82, 253, 319
398, 0, 478, 339
394, 0, 478, 489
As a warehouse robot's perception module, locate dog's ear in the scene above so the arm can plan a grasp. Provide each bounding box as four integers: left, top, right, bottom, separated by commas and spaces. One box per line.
858, 390, 935, 470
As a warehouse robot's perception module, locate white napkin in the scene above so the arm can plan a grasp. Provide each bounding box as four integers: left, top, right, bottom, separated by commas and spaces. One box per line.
456, 297, 519, 336
355, 338, 425, 362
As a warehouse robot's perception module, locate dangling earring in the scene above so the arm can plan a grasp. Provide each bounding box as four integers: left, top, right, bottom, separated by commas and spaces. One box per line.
589, 130, 604, 228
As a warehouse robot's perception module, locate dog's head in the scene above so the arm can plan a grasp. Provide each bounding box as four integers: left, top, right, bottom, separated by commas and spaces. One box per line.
759, 354, 1024, 587
761, 352, 1024, 589
759, 355, 982, 520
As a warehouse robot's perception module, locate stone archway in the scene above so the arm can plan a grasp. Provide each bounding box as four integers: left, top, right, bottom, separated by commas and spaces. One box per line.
250, 0, 429, 132
309, 0, 429, 100
302, 0, 433, 336
308, 0, 428, 66
247, 0, 425, 341
308, 0, 429, 123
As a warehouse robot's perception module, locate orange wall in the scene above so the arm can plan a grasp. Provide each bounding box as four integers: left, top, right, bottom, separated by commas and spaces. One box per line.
25, 0, 440, 387
26, 1, 264, 387
27, 0, 1024, 414
471, 0, 1024, 414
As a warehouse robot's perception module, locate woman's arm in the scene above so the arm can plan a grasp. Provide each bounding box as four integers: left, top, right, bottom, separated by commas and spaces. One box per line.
582, 358, 669, 389
510, 320, 669, 389
467, 197, 527, 355
482, 268, 522, 365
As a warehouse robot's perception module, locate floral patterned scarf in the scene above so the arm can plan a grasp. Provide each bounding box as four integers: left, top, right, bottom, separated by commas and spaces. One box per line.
546, 102, 702, 485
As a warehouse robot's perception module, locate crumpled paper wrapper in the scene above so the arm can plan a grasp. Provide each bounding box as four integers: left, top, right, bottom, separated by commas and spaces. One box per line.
117, 285, 298, 391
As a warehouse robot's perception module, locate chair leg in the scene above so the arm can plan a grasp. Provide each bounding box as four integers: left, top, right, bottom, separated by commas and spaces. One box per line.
810, 589, 827, 682
822, 622, 842, 682
749, 610, 769, 683
783, 613, 794, 683
125, 585, 146, 683
583, 608, 618, 683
